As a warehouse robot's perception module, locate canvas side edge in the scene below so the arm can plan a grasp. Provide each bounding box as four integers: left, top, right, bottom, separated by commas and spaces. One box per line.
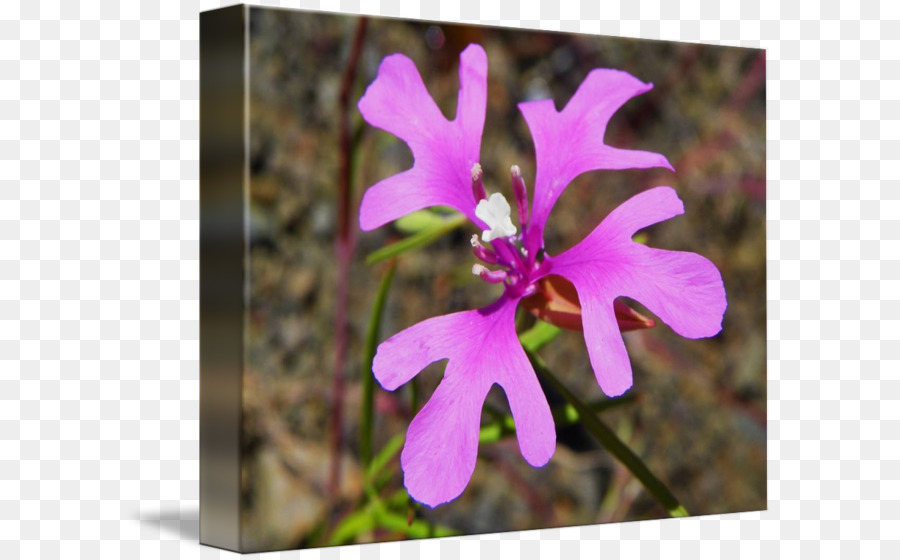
199, 4, 247, 553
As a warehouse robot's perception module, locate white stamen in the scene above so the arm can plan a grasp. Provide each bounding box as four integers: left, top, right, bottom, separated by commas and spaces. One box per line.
471, 264, 507, 283
475, 192, 517, 242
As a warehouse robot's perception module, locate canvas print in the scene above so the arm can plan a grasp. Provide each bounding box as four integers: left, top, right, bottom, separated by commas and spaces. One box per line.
200, 5, 765, 553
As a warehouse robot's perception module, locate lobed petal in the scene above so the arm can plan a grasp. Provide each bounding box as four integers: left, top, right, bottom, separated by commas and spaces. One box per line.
400, 367, 491, 507
578, 291, 635, 397
492, 346, 556, 468
372, 305, 475, 392
358, 44, 488, 230
373, 296, 555, 507
549, 187, 727, 396
518, 69, 674, 250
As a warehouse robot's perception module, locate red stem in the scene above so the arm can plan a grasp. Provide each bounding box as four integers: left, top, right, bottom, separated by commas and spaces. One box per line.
328, 17, 369, 499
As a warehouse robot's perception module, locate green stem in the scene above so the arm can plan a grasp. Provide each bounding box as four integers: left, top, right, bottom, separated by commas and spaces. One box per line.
410, 376, 419, 414
525, 350, 689, 518
518, 320, 562, 353
366, 214, 468, 265
366, 432, 404, 484
478, 396, 635, 444
553, 394, 636, 424
360, 260, 397, 468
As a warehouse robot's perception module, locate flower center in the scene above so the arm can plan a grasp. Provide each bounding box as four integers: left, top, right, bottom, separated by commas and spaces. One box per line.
469, 163, 547, 299
475, 193, 517, 242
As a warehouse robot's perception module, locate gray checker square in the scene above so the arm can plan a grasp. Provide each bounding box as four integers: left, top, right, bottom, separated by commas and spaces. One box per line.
0, 0, 897, 558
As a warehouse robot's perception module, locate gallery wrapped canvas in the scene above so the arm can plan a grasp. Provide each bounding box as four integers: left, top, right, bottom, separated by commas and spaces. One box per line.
200, 4, 765, 553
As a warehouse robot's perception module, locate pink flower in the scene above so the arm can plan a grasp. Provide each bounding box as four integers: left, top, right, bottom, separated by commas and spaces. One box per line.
358, 44, 727, 507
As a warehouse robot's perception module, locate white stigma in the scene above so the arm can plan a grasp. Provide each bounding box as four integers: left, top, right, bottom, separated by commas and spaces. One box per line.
475, 192, 517, 242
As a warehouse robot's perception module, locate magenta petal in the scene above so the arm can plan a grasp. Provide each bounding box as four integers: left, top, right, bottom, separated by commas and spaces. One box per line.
456, 45, 488, 154
358, 44, 488, 230
373, 296, 555, 506
518, 69, 674, 246
579, 292, 636, 397
549, 187, 727, 397
493, 348, 556, 468
371, 309, 468, 392
400, 370, 491, 507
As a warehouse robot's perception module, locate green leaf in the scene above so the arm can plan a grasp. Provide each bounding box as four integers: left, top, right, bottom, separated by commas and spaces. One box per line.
327, 489, 458, 545
525, 349, 690, 518
478, 415, 516, 444
327, 508, 379, 545
394, 210, 451, 234
360, 260, 398, 468
366, 213, 468, 265
669, 505, 690, 517
375, 507, 457, 539
518, 320, 562, 352
366, 432, 404, 483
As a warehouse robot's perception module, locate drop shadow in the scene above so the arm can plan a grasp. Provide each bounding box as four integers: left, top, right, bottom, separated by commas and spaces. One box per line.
136, 507, 200, 542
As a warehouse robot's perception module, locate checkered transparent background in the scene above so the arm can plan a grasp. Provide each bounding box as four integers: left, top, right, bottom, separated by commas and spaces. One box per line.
0, 0, 897, 557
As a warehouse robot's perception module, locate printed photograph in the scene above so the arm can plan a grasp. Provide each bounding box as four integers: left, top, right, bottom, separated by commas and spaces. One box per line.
238, 7, 765, 552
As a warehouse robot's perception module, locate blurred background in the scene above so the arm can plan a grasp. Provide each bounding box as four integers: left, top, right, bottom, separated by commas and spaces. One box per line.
243, 7, 765, 551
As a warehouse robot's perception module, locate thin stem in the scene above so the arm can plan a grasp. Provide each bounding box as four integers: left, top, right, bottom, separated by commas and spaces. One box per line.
410, 375, 419, 415
366, 214, 468, 265
525, 349, 689, 518
328, 16, 369, 499
478, 395, 635, 444
360, 260, 397, 468
406, 376, 420, 523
